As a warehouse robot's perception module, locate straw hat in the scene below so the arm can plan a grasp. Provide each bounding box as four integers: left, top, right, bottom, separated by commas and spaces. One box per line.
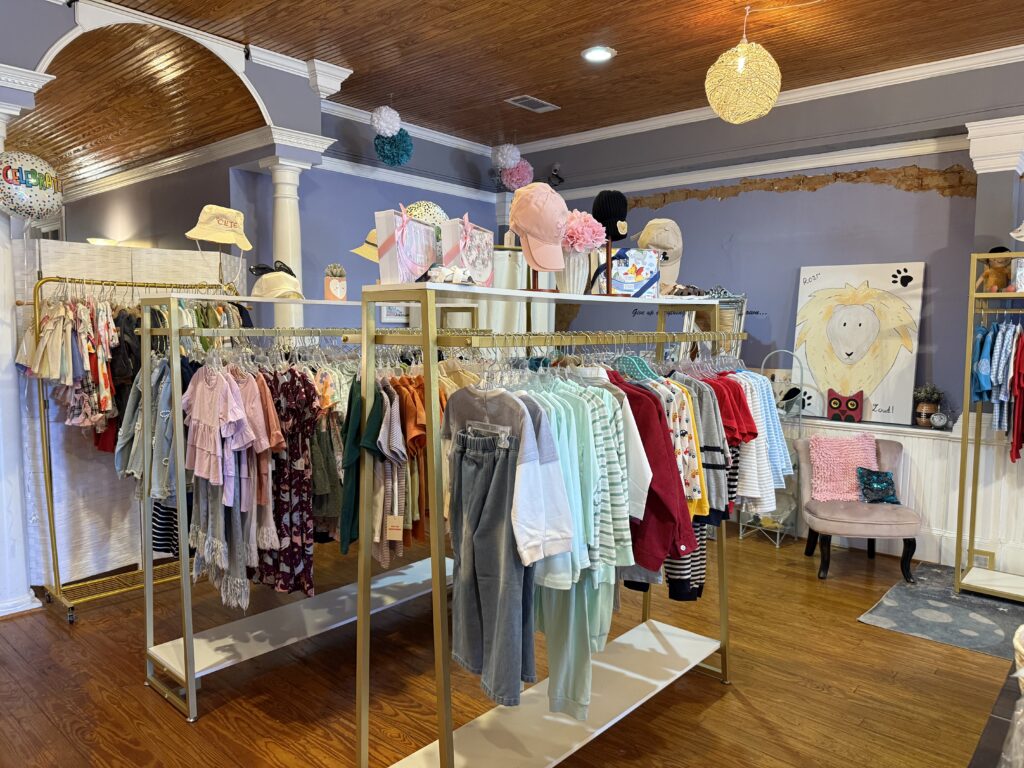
186, 205, 253, 251
352, 229, 379, 262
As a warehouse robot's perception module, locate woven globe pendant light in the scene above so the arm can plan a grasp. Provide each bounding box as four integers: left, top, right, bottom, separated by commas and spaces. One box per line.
705, 6, 782, 125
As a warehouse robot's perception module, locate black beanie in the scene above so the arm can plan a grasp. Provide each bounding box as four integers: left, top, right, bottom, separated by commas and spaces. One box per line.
591, 190, 628, 243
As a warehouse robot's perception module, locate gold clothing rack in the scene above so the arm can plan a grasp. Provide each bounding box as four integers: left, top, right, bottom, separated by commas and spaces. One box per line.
28, 276, 230, 623
355, 282, 741, 768
955, 252, 1024, 601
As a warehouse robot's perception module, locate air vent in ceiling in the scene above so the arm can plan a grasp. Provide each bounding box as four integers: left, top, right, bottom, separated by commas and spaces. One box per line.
505, 94, 560, 113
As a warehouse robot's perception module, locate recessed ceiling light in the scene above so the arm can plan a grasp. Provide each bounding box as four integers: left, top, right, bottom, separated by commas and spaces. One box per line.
582, 45, 616, 63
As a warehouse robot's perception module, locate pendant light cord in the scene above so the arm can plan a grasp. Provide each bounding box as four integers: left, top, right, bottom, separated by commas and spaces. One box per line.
742, 0, 824, 41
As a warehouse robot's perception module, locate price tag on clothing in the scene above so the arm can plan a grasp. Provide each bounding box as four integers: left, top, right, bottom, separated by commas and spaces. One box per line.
386, 515, 404, 542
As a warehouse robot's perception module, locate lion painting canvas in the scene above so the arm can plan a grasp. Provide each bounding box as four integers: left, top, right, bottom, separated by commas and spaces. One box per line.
793, 263, 924, 425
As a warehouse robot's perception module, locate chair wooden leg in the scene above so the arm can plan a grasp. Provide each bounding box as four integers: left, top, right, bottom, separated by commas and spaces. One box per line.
804, 529, 819, 557
818, 535, 832, 579
901, 538, 917, 583
867, 538, 876, 559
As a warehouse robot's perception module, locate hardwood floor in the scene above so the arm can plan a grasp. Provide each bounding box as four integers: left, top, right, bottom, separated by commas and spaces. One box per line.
0, 528, 1007, 768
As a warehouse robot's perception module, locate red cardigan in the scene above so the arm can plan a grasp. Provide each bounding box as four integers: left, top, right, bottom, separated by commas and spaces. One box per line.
608, 371, 698, 570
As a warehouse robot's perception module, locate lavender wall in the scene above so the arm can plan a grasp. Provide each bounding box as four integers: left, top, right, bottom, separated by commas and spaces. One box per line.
64, 154, 268, 251
232, 166, 498, 328
571, 150, 978, 416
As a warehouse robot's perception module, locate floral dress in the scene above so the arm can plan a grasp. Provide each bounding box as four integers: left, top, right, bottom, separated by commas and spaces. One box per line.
257, 368, 320, 596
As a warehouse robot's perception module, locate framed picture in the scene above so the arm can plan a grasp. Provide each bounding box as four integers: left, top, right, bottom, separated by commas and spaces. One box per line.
379, 304, 410, 325
793, 262, 924, 425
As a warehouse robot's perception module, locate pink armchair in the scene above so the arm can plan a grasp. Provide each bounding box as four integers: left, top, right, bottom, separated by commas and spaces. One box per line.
795, 438, 922, 582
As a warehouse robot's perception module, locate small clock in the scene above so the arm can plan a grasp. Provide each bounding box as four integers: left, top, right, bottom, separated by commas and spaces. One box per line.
929, 411, 949, 429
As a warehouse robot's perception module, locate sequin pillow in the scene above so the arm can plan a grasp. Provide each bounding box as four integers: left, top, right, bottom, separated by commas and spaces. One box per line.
809, 433, 878, 502
857, 467, 900, 504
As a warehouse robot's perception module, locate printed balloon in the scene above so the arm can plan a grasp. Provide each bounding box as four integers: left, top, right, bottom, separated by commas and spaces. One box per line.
0, 152, 63, 220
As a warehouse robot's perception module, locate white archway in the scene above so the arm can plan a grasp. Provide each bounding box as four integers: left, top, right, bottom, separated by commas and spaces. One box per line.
34, 0, 273, 127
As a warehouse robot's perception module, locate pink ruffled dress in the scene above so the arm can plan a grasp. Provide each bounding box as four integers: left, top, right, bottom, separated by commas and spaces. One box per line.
182, 366, 253, 485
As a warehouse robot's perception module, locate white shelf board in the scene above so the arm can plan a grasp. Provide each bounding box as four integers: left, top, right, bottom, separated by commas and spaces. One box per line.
363, 282, 721, 307
148, 557, 453, 683
391, 620, 720, 768
961, 567, 1024, 600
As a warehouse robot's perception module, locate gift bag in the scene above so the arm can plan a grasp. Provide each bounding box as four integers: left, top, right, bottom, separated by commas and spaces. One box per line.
440, 214, 495, 287
375, 205, 438, 284
589, 248, 661, 297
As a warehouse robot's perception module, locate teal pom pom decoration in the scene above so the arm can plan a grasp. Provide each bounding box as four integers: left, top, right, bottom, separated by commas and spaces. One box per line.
374, 129, 413, 167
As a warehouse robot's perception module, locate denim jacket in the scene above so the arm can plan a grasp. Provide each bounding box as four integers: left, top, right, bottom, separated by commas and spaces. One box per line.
151, 362, 176, 500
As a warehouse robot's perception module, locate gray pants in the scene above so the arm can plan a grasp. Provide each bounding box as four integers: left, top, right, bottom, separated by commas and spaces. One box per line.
450, 432, 536, 706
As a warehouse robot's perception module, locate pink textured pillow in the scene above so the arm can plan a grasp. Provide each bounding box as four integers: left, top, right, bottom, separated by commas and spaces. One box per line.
810, 433, 878, 502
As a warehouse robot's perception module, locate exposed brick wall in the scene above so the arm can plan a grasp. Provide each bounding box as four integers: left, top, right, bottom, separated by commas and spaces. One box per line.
629, 163, 977, 211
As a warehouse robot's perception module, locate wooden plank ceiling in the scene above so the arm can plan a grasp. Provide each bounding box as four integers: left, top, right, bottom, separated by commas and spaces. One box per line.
7, 23, 265, 189
108, 0, 1024, 144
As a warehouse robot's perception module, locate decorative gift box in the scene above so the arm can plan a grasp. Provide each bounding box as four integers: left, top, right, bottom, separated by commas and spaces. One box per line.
440, 214, 495, 287
590, 248, 661, 298
375, 205, 439, 284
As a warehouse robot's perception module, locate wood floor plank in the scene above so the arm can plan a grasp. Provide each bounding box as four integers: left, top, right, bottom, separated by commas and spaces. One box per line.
0, 529, 1006, 767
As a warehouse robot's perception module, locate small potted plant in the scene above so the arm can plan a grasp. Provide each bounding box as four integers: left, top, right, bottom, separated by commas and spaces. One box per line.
913, 384, 943, 428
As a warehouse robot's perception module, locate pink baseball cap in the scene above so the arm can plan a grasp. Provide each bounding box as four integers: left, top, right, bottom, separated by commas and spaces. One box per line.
509, 182, 569, 271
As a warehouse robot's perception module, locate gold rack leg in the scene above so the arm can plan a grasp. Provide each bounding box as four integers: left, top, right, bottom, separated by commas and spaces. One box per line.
954, 289, 977, 593
356, 297, 377, 768
422, 290, 455, 768
967, 401, 983, 572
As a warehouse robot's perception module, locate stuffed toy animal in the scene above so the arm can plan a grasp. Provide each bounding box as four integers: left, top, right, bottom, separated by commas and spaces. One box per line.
976, 256, 1013, 293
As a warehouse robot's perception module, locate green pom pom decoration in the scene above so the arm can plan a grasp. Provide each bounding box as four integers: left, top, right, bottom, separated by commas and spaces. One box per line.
374, 128, 414, 167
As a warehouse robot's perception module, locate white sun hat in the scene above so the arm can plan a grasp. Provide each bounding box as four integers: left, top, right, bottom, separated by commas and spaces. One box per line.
186, 204, 253, 251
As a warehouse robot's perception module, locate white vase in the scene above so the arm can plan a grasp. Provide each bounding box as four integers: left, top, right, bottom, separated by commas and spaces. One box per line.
555, 248, 591, 294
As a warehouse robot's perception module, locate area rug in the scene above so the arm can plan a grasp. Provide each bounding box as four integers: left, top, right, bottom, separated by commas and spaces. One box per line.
858, 564, 1024, 659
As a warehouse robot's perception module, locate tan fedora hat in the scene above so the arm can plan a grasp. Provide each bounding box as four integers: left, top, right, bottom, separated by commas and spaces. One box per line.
351, 228, 379, 262
186, 204, 253, 251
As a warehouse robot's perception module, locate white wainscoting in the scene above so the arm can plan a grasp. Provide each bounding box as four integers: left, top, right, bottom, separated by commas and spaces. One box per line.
784, 417, 1024, 572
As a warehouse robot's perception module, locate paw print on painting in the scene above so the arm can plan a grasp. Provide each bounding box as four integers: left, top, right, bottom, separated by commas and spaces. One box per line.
891, 268, 914, 287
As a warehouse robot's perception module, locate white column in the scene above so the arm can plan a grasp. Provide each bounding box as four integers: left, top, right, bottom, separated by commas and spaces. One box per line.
259, 156, 311, 327
0, 112, 41, 617
966, 116, 1024, 251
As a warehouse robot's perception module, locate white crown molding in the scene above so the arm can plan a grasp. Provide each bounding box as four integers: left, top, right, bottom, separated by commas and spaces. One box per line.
308, 59, 353, 98
560, 135, 970, 201
321, 101, 492, 157
966, 115, 1024, 174
521, 44, 1024, 154
318, 156, 496, 203
76, 0, 246, 74
0, 63, 55, 94
246, 45, 307, 79
62, 127, 275, 202
269, 126, 336, 154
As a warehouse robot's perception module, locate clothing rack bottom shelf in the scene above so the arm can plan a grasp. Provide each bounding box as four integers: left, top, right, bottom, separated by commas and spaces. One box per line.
147, 557, 454, 684
390, 620, 720, 768
960, 567, 1024, 601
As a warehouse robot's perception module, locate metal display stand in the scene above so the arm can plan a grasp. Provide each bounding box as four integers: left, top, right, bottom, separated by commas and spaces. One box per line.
26, 276, 228, 623
138, 293, 458, 722
739, 349, 802, 548
355, 282, 741, 768
955, 252, 1024, 600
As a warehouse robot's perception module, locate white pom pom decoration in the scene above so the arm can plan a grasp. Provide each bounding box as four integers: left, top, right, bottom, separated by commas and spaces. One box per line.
491, 143, 521, 170
370, 106, 401, 138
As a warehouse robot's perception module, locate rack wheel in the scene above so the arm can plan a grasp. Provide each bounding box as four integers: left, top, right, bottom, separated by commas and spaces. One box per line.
66, 608, 75, 625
